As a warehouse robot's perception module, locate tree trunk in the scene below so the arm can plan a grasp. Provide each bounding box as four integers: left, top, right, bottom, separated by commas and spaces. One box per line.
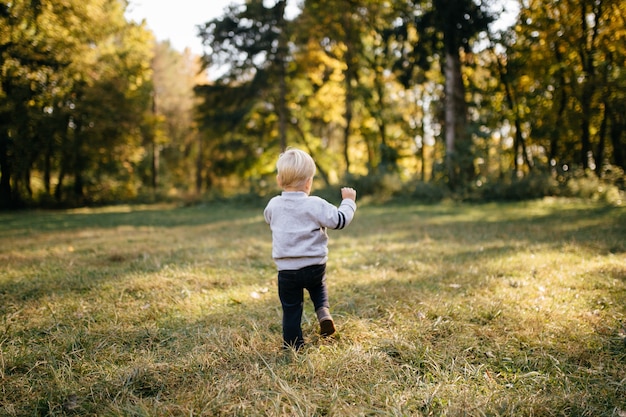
277, 0, 288, 152
55, 168, 65, 201
0, 132, 12, 209
278, 70, 288, 152
342, 4, 355, 175
578, 0, 599, 172
609, 111, 625, 170
491, 46, 534, 176
292, 120, 331, 186
444, 49, 456, 183
595, 101, 608, 177
548, 46, 567, 174
44, 147, 52, 195
55, 126, 72, 202
580, 83, 593, 170
196, 135, 203, 195
444, 47, 470, 188
151, 92, 159, 191
418, 117, 426, 182
151, 141, 159, 191
71, 122, 85, 202
343, 76, 353, 174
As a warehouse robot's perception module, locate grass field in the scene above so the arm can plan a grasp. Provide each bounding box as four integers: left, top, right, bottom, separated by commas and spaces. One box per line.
0, 198, 625, 416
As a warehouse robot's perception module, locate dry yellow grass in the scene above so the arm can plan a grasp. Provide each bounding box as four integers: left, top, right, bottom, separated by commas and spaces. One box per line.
0, 198, 624, 416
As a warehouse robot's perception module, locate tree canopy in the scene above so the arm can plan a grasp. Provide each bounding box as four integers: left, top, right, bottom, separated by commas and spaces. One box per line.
1, 0, 624, 208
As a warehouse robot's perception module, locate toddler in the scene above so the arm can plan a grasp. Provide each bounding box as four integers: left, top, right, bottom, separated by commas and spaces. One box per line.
264, 148, 357, 350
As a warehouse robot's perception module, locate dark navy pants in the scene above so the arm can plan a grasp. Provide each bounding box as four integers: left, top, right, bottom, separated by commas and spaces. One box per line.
278, 263, 329, 349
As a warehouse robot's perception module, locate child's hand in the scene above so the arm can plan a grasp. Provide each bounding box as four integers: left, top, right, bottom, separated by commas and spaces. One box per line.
341, 187, 357, 201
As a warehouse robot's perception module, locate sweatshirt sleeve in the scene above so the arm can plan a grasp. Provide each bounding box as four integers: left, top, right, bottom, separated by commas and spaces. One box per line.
316, 197, 356, 230
334, 198, 357, 229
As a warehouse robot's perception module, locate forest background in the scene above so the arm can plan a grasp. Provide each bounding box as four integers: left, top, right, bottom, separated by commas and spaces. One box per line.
0, 0, 625, 209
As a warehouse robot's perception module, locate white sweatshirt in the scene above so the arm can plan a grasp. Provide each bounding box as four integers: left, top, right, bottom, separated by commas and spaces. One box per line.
264, 191, 357, 271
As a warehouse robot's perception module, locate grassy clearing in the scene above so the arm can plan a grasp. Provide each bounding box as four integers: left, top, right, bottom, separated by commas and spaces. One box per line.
0, 198, 624, 416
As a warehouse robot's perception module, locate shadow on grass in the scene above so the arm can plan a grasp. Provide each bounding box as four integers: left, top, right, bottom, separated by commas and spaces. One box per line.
0, 202, 264, 234
0, 203, 271, 310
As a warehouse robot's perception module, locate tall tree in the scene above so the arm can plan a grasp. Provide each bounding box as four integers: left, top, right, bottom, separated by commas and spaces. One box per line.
148, 42, 203, 194
52, 0, 153, 203
198, 0, 291, 150
298, 0, 413, 177
434, 0, 493, 187
391, 0, 493, 188
0, 0, 65, 207
298, 0, 381, 174
487, 32, 535, 177
511, 0, 626, 175
0, 0, 154, 207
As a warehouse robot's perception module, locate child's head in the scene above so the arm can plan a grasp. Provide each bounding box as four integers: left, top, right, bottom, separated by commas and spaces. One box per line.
276, 148, 316, 191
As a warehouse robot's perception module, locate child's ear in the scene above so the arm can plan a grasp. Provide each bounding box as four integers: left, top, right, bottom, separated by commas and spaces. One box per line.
276, 174, 282, 187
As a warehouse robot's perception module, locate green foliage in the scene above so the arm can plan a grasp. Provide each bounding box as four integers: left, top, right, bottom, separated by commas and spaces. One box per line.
0, 0, 155, 208
475, 170, 560, 202
336, 166, 624, 205
2, 0, 626, 209
149, 42, 203, 194
342, 172, 403, 200
403, 178, 449, 202
562, 167, 625, 205
503, 0, 626, 175
340, 173, 449, 203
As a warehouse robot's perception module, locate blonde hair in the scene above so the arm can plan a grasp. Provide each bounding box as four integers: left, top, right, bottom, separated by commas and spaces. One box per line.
276, 148, 316, 189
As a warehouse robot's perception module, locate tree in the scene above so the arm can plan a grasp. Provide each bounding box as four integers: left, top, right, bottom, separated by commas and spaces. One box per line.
51, 0, 154, 204
198, 0, 291, 148
195, 0, 296, 191
296, 0, 416, 178
0, 0, 154, 207
299, 0, 369, 173
147, 42, 204, 194
0, 0, 67, 207
510, 0, 626, 176
390, 0, 493, 188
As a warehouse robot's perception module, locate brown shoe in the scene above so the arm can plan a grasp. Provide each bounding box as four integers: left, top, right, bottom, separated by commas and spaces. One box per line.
320, 319, 336, 336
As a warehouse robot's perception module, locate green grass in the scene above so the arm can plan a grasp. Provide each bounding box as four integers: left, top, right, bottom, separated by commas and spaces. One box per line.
0, 198, 625, 416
